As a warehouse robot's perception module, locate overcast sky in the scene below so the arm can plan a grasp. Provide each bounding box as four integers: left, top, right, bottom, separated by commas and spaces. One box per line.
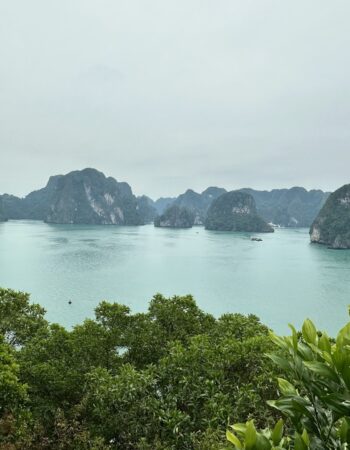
1, 1, 350, 199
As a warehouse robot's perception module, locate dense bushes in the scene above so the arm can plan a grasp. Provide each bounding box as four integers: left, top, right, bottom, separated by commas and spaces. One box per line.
0, 288, 277, 449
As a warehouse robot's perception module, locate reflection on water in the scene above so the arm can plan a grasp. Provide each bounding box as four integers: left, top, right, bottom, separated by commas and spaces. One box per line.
0, 220, 349, 335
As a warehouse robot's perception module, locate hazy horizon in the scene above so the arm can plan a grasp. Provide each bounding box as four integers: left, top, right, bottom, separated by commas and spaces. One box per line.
1, 1, 350, 198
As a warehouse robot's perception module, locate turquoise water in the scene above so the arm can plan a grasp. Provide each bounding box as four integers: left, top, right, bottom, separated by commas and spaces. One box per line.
0, 220, 349, 335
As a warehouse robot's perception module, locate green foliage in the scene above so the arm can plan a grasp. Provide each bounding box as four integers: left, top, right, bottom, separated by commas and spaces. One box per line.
0, 336, 28, 447
0, 337, 27, 415
227, 315, 350, 449
18, 324, 85, 417
226, 419, 293, 449
0, 288, 277, 449
0, 288, 47, 346
83, 365, 161, 449
124, 294, 216, 367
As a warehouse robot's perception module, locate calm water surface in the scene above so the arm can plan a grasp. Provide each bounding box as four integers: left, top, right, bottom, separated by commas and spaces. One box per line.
0, 220, 349, 335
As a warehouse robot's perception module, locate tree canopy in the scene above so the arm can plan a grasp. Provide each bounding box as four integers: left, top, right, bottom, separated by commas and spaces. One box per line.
0, 288, 277, 449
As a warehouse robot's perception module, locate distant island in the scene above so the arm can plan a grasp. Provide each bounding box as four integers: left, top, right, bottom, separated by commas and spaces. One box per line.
205, 191, 274, 233
168, 187, 227, 225
0, 167, 330, 228
310, 183, 350, 249
240, 187, 328, 228
154, 186, 329, 228
154, 204, 194, 228
0, 168, 155, 226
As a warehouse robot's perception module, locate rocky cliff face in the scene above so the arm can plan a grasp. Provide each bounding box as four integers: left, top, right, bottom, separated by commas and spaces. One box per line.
154, 204, 195, 228
44, 169, 143, 225
310, 184, 350, 249
205, 191, 274, 233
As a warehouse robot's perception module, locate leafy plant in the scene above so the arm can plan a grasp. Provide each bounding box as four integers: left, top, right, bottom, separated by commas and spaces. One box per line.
227, 315, 350, 449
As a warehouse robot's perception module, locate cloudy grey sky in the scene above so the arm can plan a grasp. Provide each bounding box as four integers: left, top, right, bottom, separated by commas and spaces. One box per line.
1, 1, 350, 199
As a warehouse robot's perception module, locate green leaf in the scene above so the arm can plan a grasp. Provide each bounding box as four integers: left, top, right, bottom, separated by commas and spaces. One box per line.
318, 332, 331, 354
302, 319, 317, 345
336, 323, 350, 348
341, 364, 350, 390
297, 342, 314, 361
245, 420, 257, 450
269, 396, 312, 419
255, 434, 272, 450
301, 429, 309, 446
322, 393, 350, 416
269, 331, 290, 351
266, 353, 291, 372
271, 419, 284, 445
339, 417, 349, 443
277, 378, 297, 396
304, 361, 339, 383
288, 323, 298, 351
232, 423, 247, 435
321, 350, 333, 365
226, 430, 242, 448
294, 432, 308, 450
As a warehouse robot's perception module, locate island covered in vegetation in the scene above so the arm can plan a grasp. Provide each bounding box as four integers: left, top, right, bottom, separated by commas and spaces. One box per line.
1, 288, 349, 449
0, 169, 156, 226
205, 191, 274, 233
154, 204, 195, 228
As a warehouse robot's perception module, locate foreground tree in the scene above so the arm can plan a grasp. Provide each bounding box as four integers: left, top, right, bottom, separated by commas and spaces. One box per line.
0, 336, 27, 447
0, 288, 47, 346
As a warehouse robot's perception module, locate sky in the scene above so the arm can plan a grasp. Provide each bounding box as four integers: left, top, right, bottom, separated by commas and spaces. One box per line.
1, 1, 350, 199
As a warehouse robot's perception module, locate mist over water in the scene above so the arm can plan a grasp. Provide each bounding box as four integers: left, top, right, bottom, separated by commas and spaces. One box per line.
0, 220, 349, 335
